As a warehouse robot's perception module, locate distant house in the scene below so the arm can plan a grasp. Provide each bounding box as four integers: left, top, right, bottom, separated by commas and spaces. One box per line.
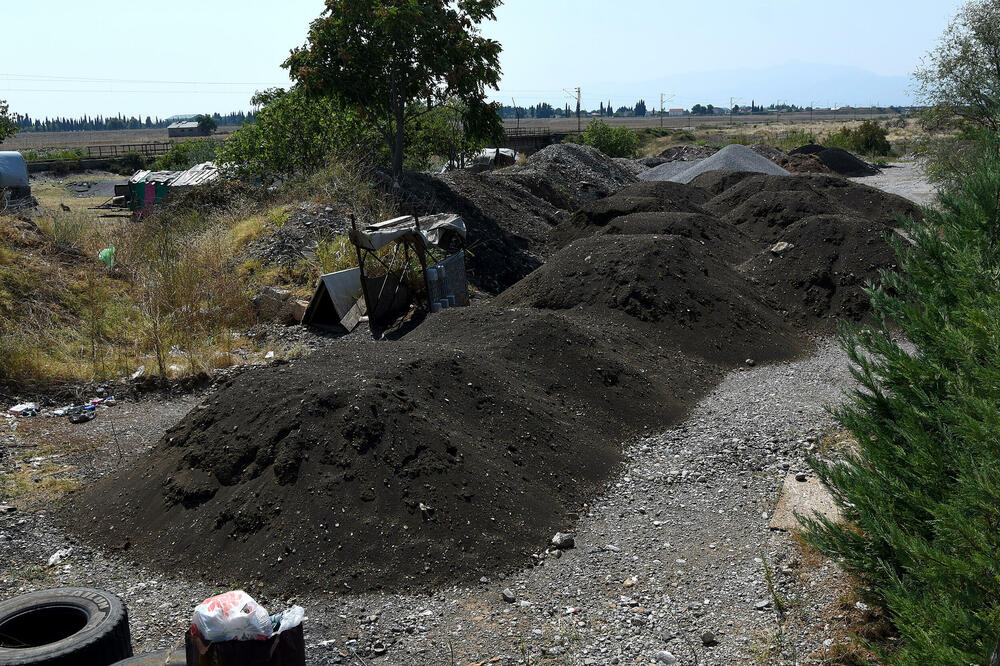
167, 121, 208, 138
668, 108, 685, 117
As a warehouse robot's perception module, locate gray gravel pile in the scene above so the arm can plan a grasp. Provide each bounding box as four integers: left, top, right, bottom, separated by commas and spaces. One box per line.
658, 145, 717, 161
614, 157, 650, 176
643, 145, 790, 184
639, 160, 706, 182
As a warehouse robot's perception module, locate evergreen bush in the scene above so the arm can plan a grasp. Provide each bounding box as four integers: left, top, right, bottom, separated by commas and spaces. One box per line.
804, 133, 1000, 665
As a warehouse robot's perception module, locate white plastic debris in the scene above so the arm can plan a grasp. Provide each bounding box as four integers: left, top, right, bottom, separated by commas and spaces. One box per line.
192, 591, 305, 642
193, 590, 273, 642
8, 402, 38, 416
47, 548, 72, 566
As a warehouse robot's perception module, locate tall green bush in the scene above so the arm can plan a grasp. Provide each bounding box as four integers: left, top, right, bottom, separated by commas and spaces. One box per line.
805, 134, 1000, 665
573, 119, 638, 158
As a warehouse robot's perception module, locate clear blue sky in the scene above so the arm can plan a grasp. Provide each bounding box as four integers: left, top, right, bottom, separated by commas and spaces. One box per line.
1, 0, 964, 119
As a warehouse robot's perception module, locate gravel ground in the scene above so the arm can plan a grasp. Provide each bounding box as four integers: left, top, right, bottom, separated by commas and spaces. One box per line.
1, 338, 862, 665
850, 161, 936, 206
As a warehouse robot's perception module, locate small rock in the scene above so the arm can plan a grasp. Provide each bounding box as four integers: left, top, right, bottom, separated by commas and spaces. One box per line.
501, 588, 516, 603
770, 241, 794, 255
654, 650, 677, 664
701, 630, 717, 646
754, 599, 771, 610
551, 532, 575, 550
795, 472, 808, 482
745, 358, 755, 367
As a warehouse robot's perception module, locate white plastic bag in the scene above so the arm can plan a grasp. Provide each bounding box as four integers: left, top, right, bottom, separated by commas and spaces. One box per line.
191, 590, 273, 642
272, 605, 306, 632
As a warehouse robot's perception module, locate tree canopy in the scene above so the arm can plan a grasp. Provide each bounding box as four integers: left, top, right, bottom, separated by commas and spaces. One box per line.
0, 100, 18, 143
284, 0, 504, 184
915, 0, 1000, 133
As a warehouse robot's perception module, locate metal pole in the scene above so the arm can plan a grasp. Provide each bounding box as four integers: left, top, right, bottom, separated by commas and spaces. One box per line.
350, 214, 376, 331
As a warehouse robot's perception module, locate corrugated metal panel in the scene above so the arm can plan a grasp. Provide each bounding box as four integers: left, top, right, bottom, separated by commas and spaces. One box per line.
169, 162, 219, 188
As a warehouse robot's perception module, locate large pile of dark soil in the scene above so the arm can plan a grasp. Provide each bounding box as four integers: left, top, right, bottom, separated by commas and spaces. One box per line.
703, 174, 922, 241
594, 212, 759, 264
495, 234, 800, 367
744, 215, 900, 328
551, 180, 711, 247
64, 307, 715, 593
789, 144, 878, 177
399, 145, 638, 293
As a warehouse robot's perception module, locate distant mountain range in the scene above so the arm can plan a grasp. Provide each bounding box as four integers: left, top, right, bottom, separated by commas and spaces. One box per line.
595, 61, 916, 109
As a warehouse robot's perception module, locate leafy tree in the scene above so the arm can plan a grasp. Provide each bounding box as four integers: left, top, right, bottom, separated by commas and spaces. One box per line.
634, 99, 647, 117
0, 100, 18, 143
805, 135, 1000, 665
220, 87, 382, 182
284, 0, 503, 184
915, 0, 1000, 134
195, 114, 218, 134
575, 119, 637, 157
691, 104, 707, 115
406, 99, 500, 169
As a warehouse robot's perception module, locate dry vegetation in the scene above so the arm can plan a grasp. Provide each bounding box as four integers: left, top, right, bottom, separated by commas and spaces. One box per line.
0, 126, 238, 152
0, 160, 392, 391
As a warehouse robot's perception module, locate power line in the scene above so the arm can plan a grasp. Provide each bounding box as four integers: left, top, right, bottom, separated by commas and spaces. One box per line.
0, 73, 288, 86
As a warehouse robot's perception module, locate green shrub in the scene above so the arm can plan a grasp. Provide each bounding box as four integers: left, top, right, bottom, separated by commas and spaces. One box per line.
804, 135, 1000, 665
823, 121, 891, 156
574, 119, 638, 158
152, 140, 220, 171
118, 152, 148, 174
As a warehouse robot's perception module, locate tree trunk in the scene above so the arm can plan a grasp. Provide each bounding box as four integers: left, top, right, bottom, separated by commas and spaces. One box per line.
990, 636, 1000, 666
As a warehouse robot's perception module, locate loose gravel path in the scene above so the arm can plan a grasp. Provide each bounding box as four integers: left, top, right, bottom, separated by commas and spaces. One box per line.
850, 161, 936, 206
1, 338, 862, 665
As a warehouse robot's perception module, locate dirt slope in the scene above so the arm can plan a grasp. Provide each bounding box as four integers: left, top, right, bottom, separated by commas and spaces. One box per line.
65, 307, 716, 593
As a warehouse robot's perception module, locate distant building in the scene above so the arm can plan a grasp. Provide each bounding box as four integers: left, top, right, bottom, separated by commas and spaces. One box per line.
167, 121, 208, 138
668, 108, 685, 117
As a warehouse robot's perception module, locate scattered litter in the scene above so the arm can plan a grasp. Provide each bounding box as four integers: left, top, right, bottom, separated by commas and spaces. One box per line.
47, 547, 72, 566
7, 402, 39, 416
98, 245, 116, 268
0, 505, 16, 513
770, 242, 794, 255
69, 411, 96, 425
264, 351, 275, 360
130, 365, 146, 380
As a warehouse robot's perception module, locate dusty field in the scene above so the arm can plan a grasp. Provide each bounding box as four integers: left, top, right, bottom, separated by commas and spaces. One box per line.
503, 111, 902, 132
0, 126, 238, 151
850, 161, 936, 206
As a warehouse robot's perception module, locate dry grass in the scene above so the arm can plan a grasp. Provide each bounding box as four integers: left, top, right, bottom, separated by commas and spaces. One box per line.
1, 126, 238, 152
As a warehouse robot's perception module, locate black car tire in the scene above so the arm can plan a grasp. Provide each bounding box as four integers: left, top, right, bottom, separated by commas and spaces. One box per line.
0, 587, 132, 665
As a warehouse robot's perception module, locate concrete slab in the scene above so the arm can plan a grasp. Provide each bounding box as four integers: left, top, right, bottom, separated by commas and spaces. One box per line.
769, 474, 843, 531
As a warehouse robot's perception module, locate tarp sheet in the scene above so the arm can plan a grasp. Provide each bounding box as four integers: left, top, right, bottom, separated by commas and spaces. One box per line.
0, 152, 29, 188
350, 214, 465, 252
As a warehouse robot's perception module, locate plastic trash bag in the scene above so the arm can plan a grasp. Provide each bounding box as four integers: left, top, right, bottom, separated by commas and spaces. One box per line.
191, 590, 273, 642
271, 606, 306, 632
98, 246, 115, 268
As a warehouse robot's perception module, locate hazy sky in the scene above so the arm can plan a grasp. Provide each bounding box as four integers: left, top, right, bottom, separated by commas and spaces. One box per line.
2, 0, 964, 119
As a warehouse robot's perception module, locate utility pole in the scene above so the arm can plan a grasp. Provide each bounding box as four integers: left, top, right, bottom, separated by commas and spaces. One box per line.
660, 93, 665, 128
512, 97, 519, 130
575, 87, 581, 132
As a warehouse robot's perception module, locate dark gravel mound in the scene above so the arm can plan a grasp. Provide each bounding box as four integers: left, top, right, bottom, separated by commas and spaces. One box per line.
495, 234, 800, 367
551, 181, 710, 247
502, 143, 639, 210
744, 214, 900, 328
789, 144, 878, 177
686, 171, 760, 196
813, 147, 878, 177
704, 174, 922, 241
397, 144, 637, 293
64, 307, 715, 594
594, 212, 759, 264
789, 143, 825, 156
